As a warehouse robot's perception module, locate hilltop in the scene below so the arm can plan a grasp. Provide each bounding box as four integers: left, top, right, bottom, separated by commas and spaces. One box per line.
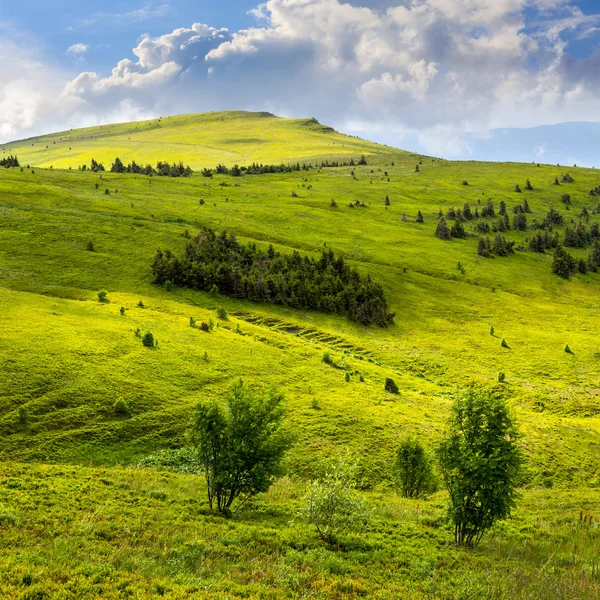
0, 111, 392, 170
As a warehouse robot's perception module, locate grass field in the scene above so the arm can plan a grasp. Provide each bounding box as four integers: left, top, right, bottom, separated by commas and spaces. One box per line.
1, 111, 600, 597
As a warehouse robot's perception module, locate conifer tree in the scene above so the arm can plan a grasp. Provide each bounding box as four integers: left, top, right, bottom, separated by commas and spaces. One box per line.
435, 218, 451, 240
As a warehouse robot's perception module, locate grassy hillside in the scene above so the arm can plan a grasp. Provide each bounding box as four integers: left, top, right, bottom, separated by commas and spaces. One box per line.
1, 145, 600, 487
0, 111, 390, 170
0, 461, 598, 599
2, 112, 600, 597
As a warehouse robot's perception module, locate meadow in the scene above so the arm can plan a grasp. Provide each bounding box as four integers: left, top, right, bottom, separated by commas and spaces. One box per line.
0, 111, 599, 597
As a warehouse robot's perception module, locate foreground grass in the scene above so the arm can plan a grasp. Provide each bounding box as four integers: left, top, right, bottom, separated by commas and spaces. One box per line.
0, 462, 598, 599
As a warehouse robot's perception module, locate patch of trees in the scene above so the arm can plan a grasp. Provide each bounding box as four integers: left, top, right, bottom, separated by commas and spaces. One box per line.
477, 235, 515, 257
110, 157, 192, 177
151, 227, 395, 327
528, 230, 559, 253
0, 155, 19, 168
200, 156, 367, 178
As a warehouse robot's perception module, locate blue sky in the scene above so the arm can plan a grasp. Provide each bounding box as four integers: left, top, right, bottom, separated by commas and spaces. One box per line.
1, 0, 600, 164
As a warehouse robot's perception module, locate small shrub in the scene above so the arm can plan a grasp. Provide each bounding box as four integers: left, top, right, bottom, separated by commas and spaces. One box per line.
86, 240, 95, 251
190, 316, 197, 328
97, 289, 108, 302
501, 338, 509, 348
498, 372, 506, 382
385, 378, 399, 394
216, 307, 228, 320
119, 306, 125, 316
18, 406, 29, 426
394, 437, 437, 498
311, 398, 321, 410
203, 351, 209, 361
322, 352, 334, 365
345, 372, 351, 382
565, 344, 573, 354
164, 280, 174, 292
490, 326, 495, 336
104, 188, 110, 195
200, 322, 209, 332
142, 332, 155, 347
137, 300, 145, 308
114, 398, 129, 416
210, 284, 219, 296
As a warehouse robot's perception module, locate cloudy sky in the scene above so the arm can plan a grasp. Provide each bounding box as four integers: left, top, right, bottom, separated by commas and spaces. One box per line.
1, 0, 600, 164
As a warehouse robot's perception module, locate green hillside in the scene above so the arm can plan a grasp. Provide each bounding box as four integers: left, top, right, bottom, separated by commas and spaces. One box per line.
0, 111, 390, 170
1, 112, 600, 597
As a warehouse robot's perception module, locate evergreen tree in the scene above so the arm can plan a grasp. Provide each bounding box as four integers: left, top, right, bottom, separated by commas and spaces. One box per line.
416, 211, 424, 223
513, 212, 527, 231
450, 220, 467, 239
435, 218, 451, 240
552, 245, 577, 278
523, 199, 531, 213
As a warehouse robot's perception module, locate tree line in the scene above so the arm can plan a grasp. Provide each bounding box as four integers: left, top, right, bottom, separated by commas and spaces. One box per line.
151, 227, 394, 327
80, 158, 193, 177
200, 156, 368, 178
0, 155, 19, 168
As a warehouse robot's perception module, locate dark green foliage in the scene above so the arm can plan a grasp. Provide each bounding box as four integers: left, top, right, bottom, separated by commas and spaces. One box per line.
97, 290, 108, 302
394, 437, 437, 498
90, 159, 105, 172
514, 184, 521, 193
384, 195, 390, 206
385, 378, 399, 394
512, 212, 527, 231
435, 218, 451, 240
564, 222, 591, 248
358, 155, 368, 166
0, 155, 20, 168
18, 406, 28, 426
151, 228, 394, 327
480, 200, 495, 218
119, 306, 125, 316
137, 447, 202, 474
561, 194, 571, 206
104, 188, 110, 195
477, 237, 492, 257
137, 300, 145, 308
345, 372, 351, 382
216, 307, 228, 320
446, 207, 456, 220
562, 173, 574, 183
565, 344, 573, 354
474, 221, 490, 234
416, 210, 424, 223
501, 339, 509, 348
450, 219, 467, 239
529, 231, 559, 253
436, 389, 522, 547
142, 332, 155, 347
106, 157, 192, 177
543, 208, 564, 228
462, 203, 473, 220
114, 398, 129, 416
523, 199, 531, 213
492, 235, 515, 257
490, 326, 495, 336
525, 179, 533, 191
578, 258, 588, 274
587, 240, 600, 271
86, 240, 95, 252
190, 379, 291, 513
499, 201, 507, 216
552, 245, 577, 279
110, 157, 126, 173
498, 372, 505, 383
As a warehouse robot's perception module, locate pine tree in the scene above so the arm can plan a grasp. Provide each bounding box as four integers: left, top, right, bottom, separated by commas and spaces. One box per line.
435, 218, 451, 240
552, 245, 577, 279
450, 220, 467, 239
523, 199, 531, 213
416, 211, 424, 223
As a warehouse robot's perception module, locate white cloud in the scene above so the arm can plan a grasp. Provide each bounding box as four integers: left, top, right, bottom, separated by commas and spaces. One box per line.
3, 0, 600, 158
66, 43, 89, 55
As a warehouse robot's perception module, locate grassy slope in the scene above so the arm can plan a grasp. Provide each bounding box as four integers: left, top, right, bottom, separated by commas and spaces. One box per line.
1, 111, 600, 597
0, 111, 390, 170
0, 462, 599, 599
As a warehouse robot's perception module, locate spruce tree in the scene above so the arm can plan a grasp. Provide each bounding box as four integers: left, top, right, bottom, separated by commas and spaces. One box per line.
435, 218, 451, 240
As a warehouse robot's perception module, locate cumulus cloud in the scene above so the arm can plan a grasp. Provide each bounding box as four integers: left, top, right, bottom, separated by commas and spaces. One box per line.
3, 0, 600, 156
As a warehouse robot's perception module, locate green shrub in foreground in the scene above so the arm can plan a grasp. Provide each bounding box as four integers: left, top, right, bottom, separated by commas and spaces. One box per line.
437, 389, 522, 547
394, 437, 437, 499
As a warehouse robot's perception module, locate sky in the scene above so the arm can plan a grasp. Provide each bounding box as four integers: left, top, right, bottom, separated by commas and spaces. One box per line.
1, 0, 600, 164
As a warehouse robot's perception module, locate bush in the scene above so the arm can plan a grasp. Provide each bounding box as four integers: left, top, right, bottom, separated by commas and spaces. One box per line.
501, 338, 509, 348
142, 332, 155, 347
18, 406, 29, 426
191, 379, 291, 514
164, 279, 174, 292
498, 372, 506, 382
217, 307, 228, 320
436, 389, 522, 547
119, 306, 125, 316
86, 240, 95, 251
385, 378, 399, 394
114, 398, 129, 416
299, 457, 370, 545
97, 289, 108, 302
394, 437, 437, 498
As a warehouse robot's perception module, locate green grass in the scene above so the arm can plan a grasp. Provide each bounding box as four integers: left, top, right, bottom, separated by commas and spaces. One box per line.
1, 111, 600, 597
0, 111, 392, 170
0, 462, 599, 599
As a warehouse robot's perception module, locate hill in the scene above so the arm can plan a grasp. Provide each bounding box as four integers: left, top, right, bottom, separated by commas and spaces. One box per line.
1, 112, 600, 597
0, 111, 391, 171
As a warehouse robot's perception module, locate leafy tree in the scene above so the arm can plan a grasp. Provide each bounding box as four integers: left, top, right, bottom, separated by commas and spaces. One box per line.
300, 457, 370, 545
436, 389, 522, 547
394, 437, 437, 498
191, 380, 291, 514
